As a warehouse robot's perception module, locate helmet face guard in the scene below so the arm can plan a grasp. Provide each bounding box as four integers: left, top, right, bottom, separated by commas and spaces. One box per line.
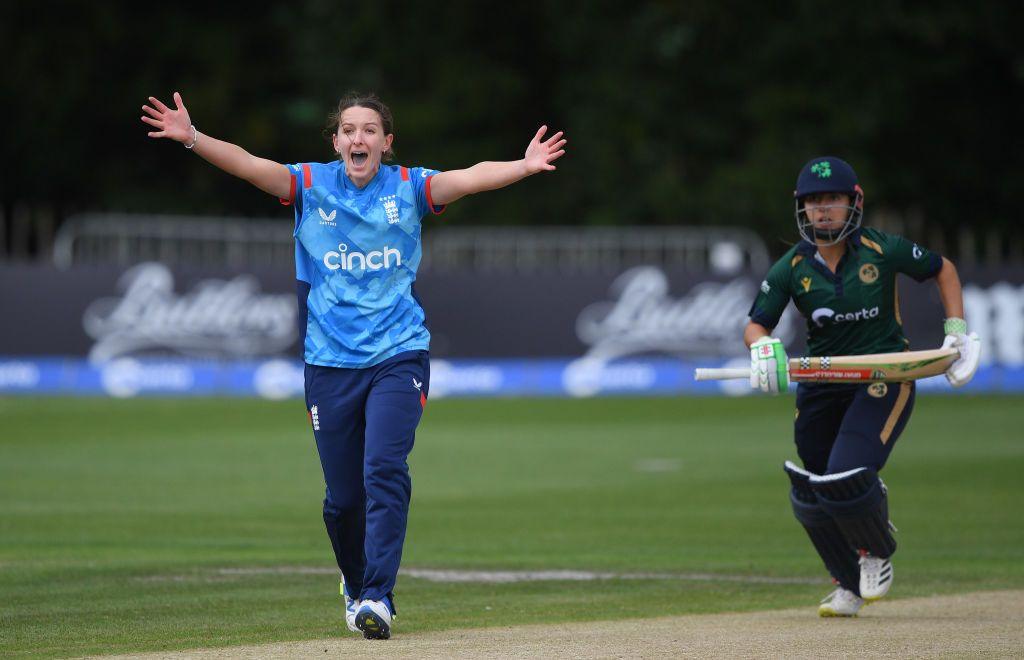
792, 157, 864, 246
795, 187, 864, 246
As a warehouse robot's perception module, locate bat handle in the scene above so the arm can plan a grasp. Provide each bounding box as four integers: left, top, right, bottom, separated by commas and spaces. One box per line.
694, 368, 749, 381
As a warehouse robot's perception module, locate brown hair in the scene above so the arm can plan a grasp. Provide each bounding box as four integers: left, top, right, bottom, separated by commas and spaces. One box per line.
326, 92, 395, 161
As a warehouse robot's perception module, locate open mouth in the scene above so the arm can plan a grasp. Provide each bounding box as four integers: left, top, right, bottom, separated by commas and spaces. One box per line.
813, 214, 844, 226
350, 151, 368, 167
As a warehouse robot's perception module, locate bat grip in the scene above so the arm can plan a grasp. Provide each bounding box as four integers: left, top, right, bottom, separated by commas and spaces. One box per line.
693, 368, 749, 381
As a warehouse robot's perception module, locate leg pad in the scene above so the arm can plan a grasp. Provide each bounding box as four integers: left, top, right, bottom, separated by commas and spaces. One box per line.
784, 461, 860, 594
810, 467, 896, 558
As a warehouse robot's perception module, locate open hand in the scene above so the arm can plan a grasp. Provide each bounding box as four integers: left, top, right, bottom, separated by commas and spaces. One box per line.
523, 125, 567, 174
141, 92, 193, 144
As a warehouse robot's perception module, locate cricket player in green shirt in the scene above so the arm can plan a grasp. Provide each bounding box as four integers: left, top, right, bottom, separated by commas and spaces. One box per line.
745, 156, 981, 616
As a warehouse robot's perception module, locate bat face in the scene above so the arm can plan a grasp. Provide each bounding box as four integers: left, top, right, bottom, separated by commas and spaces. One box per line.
789, 349, 959, 383
693, 347, 960, 384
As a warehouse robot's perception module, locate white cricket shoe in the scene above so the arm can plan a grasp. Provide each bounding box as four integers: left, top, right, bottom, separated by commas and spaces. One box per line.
859, 553, 893, 601
355, 597, 394, 640
341, 581, 359, 633
818, 587, 864, 617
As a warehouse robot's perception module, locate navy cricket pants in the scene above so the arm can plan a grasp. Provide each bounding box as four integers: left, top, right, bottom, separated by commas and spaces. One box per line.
794, 381, 915, 475
304, 350, 429, 602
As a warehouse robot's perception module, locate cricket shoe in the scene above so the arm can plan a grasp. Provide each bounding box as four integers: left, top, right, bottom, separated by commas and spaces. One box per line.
818, 587, 864, 617
341, 581, 359, 633
859, 552, 893, 601
355, 597, 395, 640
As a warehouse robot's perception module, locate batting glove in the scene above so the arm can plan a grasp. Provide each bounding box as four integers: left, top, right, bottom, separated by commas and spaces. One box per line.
941, 318, 980, 388
750, 336, 790, 394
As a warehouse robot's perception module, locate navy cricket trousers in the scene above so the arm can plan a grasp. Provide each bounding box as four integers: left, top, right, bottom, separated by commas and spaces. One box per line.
304, 350, 429, 602
794, 381, 915, 475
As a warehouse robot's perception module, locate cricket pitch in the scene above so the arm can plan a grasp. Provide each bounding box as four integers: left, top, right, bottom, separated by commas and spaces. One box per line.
95, 589, 1024, 659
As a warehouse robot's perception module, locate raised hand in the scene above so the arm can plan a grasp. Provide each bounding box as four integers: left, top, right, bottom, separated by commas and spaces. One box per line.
523, 125, 567, 174
141, 92, 193, 144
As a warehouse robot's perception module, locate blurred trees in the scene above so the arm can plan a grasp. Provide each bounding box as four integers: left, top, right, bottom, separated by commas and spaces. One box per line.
3, 1, 1022, 259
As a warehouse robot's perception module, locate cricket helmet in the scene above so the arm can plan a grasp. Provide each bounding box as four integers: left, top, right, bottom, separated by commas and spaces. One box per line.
794, 156, 864, 245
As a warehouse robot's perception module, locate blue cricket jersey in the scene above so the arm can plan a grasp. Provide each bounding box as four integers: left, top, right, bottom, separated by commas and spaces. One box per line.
286, 161, 444, 368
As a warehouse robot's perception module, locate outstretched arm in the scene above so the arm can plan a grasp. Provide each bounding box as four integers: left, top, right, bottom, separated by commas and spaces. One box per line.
141, 92, 292, 200
428, 126, 566, 206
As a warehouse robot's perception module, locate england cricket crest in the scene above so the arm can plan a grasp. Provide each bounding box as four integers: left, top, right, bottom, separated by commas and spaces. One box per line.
867, 382, 888, 398
380, 194, 400, 224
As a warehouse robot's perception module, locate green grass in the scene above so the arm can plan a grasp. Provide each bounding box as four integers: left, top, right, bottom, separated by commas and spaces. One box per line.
1, 395, 1022, 657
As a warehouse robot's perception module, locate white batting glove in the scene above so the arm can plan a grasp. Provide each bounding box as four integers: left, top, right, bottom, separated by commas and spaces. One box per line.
941, 318, 980, 388
750, 336, 790, 394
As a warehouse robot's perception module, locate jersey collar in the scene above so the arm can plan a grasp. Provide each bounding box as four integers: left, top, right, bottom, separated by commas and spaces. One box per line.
338, 161, 386, 193
796, 228, 865, 285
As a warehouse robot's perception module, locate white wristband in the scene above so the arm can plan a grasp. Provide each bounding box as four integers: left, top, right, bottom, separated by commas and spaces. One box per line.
184, 125, 198, 150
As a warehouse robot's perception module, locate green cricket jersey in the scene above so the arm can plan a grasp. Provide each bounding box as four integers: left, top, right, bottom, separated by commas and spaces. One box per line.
748, 228, 943, 357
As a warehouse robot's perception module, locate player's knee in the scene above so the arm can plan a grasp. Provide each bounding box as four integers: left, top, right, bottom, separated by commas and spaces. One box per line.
364, 458, 411, 493
783, 461, 861, 593
813, 466, 883, 507
810, 467, 896, 557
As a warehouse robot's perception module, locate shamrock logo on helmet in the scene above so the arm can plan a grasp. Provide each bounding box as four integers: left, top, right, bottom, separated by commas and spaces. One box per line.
811, 161, 832, 178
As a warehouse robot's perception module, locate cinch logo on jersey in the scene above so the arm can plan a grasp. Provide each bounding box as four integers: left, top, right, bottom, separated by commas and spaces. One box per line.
811, 306, 880, 327
322, 243, 403, 271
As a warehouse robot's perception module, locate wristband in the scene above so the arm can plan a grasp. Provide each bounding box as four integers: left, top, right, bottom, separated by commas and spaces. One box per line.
184, 125, 198, 150
944, 317, 967, 335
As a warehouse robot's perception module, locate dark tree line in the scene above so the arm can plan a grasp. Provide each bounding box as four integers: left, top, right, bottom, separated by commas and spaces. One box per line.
3, 1, 1022, 259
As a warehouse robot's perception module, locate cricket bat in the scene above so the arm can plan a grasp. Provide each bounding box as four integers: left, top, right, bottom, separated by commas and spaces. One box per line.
694, 347, 959, 383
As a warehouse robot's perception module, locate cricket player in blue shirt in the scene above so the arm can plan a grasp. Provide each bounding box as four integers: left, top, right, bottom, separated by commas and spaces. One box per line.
143, 91, 566, 639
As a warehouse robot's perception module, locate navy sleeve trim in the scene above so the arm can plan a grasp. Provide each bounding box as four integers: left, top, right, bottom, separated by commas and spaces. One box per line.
910, 252, 944, 282
748, 306, 779, 331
